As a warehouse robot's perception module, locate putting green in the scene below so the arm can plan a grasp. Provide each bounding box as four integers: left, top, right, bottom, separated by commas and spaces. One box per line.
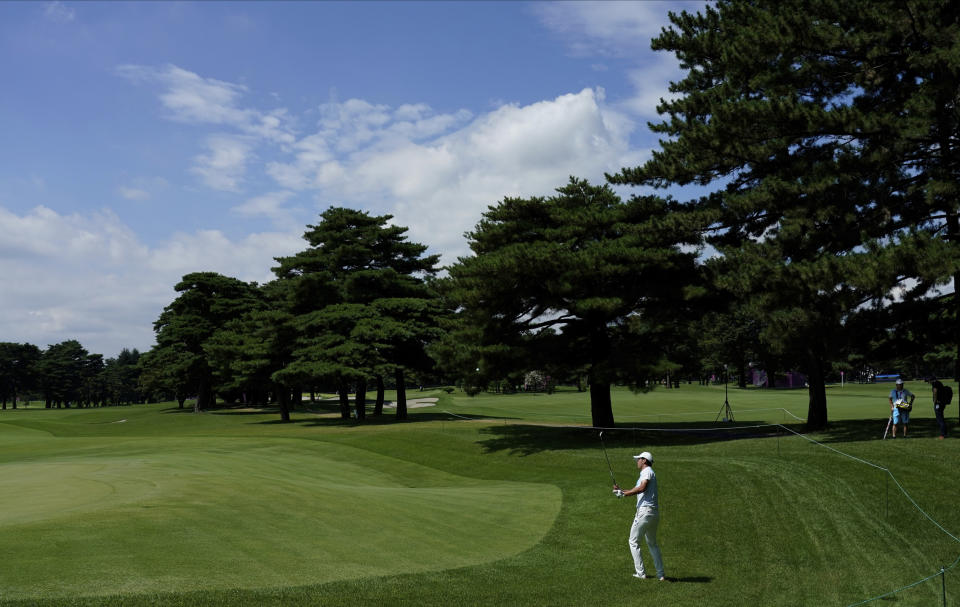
0, 428, 561, 599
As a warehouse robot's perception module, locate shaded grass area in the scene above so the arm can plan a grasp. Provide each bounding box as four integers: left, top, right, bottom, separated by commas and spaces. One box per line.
1, 382, 959, 606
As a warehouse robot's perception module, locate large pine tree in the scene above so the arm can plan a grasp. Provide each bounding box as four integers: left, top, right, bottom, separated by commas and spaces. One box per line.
151, 272, 262, 412
613, 0, 960, 428
446, 178, 700, 428
272, 207, 441, 420
0, 343, 41, 409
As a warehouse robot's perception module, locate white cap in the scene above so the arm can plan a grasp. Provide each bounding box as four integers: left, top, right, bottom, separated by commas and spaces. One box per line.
633, 451, 654, 464
896, 378, 904, 385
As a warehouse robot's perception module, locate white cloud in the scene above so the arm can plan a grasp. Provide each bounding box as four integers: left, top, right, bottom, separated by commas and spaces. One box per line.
115, 177, 169, 202
116, 64, 295, 144
231, 190, 300, 230
530, 1, 680, 57
265, 100, 473, 192
531, 1, 700, 119
0, 205, 303, 355
113, 61, 648, 268
620, 55, 685, 117
267, 88, 641, 263
116, 186, 150, 201
394, 103, 431, 122
159, 65, 249, 124
146, 228, 301, 283
191, 135, 251, 191
43, 1, 75, 23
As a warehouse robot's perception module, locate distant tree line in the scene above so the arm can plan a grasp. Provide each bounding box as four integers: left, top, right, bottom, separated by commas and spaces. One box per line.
3, 0, 958, 431
0, 342, 142, 409
136, 207, 442, 422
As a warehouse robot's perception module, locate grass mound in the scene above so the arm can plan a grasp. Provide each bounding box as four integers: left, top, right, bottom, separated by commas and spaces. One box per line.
0, 405, 559, 600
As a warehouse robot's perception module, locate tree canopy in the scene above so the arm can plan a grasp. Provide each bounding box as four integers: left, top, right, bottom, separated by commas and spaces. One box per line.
152, 272, 262, 412
0, 343, 41, 409
272, 207, 442, 421
445, 177, 701, 427
611, 0, 960, 428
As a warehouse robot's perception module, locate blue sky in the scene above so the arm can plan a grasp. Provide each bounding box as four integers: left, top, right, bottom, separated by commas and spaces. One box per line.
0, 0, 707, 356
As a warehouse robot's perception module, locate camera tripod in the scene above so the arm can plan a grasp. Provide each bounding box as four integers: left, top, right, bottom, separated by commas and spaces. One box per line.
715, 369, 735, 422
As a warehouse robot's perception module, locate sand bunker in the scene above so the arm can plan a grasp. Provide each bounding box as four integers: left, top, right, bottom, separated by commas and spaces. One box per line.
383, 397, 438, 409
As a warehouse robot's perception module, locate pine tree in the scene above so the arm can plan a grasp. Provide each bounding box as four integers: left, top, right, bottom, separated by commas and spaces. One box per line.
446, 178, 700, 427
612, 0, 960, 427
0, 343, 41, 409
151, 272, 262, 412
272, 207, 441, 421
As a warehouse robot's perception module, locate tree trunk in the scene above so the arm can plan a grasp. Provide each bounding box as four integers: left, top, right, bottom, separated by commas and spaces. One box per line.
337, 378, 351, 419
805, 349, 828, 430
955, 268, 960, 384
277, 383, 291, 422
588, 369, 614, 428
937, 96, 959, 383
354, 377, 366, 421
177, 396, 186, 409
951, 210, 959, 381
374, 375, 385, 416
395, 368, 408, 421
196, 379, 213, 413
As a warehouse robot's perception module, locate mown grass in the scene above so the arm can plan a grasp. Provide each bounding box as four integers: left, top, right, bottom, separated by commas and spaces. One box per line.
1, 381, 958, 606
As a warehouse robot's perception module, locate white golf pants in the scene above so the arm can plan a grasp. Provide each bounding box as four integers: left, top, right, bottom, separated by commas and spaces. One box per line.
629, 506, 664, 578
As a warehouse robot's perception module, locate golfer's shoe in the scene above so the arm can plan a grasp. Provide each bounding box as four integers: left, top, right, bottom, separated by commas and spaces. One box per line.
632, 573, 646, 579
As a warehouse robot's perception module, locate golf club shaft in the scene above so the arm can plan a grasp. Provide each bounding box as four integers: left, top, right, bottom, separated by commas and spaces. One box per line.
600, 431, 617, 487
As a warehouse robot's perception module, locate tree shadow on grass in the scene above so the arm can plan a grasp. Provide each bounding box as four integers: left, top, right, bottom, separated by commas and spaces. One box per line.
812, 417, 945, 444
160, 404, 281, 416
264, 408, 488, 428
161, 402, 341, 418
474, 416, 922, 456
245, 401, 516, 427
476, 422, 794, 456
160, 406, 195, 414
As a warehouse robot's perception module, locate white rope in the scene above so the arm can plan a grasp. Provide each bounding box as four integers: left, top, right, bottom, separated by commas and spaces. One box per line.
884, 472, 960, 544
777, 424, 888, 471
845, 568, 948, 607
442, 411, 482, 420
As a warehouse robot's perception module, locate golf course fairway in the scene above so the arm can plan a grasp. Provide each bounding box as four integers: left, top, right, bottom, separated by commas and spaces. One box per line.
3, 383, 960, 606
0, 406, 561, 600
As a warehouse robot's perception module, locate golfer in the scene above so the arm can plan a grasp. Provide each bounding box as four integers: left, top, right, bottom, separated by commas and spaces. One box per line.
614, 451, 665, 580
889, 378, 915, 438
931, 376, 947, 439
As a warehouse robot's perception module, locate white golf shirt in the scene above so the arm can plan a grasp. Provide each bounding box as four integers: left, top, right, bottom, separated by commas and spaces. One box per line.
635, 466, 658, 510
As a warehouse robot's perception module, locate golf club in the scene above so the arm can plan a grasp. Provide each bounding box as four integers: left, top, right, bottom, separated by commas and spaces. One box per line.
599, 431, 618, 487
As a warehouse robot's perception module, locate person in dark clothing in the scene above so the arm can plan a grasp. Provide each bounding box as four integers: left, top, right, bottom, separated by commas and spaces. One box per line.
931, 376, 947, 439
